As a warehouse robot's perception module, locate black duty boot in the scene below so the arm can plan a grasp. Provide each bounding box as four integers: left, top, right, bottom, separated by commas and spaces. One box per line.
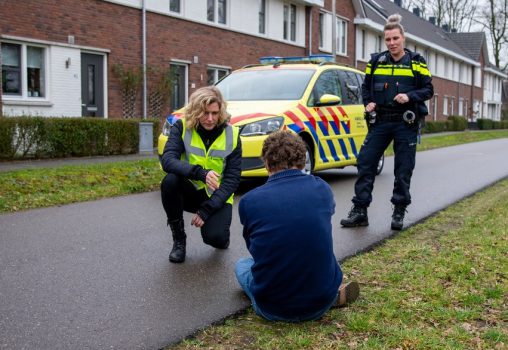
168, 219, 186, 263
340, 205, 369, 227
391, 205, 407, 231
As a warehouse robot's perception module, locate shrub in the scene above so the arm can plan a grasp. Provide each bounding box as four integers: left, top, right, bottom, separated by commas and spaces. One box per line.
423, 120, 448, 133
0, 116, 154, 160
446, 115, 468, 131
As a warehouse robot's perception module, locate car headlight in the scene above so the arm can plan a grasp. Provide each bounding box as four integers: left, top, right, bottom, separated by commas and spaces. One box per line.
240, 117, 284, 136
162, 119, 173, 136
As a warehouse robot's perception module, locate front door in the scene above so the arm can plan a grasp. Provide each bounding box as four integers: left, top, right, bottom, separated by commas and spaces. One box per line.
81, 53, 104, 117
170, 63, 187, 111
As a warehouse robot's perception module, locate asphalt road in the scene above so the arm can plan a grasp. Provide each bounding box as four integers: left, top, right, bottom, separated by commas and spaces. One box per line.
1, 138, 507, 349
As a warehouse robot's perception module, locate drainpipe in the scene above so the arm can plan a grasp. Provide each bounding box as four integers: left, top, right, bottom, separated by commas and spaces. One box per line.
331, 0, 336, 60
142, 0, 147, 119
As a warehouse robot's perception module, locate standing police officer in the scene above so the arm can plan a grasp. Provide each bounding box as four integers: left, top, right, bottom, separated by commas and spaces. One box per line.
341, 14, 433, 230
160, 86, 242, 263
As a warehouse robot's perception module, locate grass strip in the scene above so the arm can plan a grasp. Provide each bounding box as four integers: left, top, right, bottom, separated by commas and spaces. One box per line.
384, 129, 508, 156
0, 130, 507, 213
167, 178, 508, 350
0, 158, 162, 212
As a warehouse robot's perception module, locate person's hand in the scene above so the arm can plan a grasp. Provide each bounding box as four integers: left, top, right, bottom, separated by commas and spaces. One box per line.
394, 93, 409, 104
365, 102, 376, 113
205, 170, 220, 191
191, 213, 204, 228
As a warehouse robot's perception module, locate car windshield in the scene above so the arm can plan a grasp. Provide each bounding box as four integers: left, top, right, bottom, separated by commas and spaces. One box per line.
216, 68, 315, 101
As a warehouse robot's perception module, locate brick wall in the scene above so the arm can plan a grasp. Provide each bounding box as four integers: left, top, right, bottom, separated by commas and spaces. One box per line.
2, 1, 325, 118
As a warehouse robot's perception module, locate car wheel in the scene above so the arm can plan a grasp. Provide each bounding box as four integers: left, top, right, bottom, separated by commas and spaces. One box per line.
303, 141, 314, 175
376, 154, 385, 175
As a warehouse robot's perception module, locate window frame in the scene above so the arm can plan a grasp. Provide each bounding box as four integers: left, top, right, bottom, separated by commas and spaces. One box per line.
169, 0, 181, 13
283, 3, 297, 42
336, 17, 347, 55
258, 0, 266, 34
1, 41, 48, 100
207, 65, 230, 86
207, 0, 227, 25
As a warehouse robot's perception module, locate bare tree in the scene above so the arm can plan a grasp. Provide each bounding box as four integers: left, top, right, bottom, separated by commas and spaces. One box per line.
403, 0, 477, 30
479, 0, 508, 70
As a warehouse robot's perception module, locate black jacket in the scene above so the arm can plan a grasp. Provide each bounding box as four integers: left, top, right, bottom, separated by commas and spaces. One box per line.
161, 119, 242, 221
362, 49, 434, 118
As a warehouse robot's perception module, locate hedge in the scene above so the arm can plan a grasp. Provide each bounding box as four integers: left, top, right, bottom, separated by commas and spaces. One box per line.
477, 118, 508, 130
0, 116, 161, 160
422, 115, 468, 134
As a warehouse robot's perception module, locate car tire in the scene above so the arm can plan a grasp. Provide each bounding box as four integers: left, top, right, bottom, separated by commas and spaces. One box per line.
303, 141, 314, 175
376, 154, 385, 175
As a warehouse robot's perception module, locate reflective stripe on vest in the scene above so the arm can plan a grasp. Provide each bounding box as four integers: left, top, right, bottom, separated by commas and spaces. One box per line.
182, 119, 238, 204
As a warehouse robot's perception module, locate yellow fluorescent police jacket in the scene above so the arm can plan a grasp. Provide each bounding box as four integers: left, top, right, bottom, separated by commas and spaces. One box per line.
362, 49, 434, 116
181, 120, 239, 204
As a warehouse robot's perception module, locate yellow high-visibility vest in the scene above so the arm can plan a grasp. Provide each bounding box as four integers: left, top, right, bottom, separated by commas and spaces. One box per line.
181, 119, 239, 204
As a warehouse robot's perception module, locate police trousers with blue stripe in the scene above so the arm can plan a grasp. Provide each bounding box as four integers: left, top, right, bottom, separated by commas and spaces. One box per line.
352, 121, 418, 207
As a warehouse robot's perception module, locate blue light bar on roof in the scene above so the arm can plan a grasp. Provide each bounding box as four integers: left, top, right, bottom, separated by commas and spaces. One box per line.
259, 54, 335, 65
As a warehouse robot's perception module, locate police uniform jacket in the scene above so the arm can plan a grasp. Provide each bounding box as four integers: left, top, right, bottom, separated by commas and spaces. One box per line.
362, 48, 433, 119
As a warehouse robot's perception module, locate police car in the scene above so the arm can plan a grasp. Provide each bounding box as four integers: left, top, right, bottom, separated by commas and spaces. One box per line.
158, 55, 384, 177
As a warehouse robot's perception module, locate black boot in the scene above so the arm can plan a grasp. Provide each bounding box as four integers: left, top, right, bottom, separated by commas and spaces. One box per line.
391, 205, 407, 230
168, 219, 186, 263
340, 205, 369, 227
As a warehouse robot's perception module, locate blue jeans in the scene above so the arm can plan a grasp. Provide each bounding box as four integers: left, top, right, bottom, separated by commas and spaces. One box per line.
235, 258, 337, 322
353, 121, 418, 207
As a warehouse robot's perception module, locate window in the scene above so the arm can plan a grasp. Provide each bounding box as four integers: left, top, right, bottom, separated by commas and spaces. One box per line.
433, 95, 438, 121
361, 30, 366, 59
309, 70, 341, 106
338, 70, 361, 104
443, 96, 449, 116
1, 42, 46, 98
259, 0, 266, 34
376, 35, 382, 52
207, 66, 229, 85
458, 97, 464, 116
336, 18, 347, 55
169, 0, 180, 13
450, 97, 455, 115
283, 4, 296, 41
318, 13, 324, 48
1, 43, 21, 95
208, 0, 226, 24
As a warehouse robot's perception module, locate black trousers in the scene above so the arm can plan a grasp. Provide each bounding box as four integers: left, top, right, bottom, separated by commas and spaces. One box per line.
160, 173, 232, 248
353, 121, 418, 207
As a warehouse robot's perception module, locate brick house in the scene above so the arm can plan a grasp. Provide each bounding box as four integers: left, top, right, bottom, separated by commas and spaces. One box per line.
1, 0, 505, 121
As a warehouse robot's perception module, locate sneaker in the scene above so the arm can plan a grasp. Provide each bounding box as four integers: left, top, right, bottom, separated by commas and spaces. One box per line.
340, 205, 369, 227
336, 281, 360, 307
391, 205, 407, 230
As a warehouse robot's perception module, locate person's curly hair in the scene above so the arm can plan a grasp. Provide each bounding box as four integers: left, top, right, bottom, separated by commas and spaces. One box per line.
184, 86, 228, 129
262, 131, 307, 173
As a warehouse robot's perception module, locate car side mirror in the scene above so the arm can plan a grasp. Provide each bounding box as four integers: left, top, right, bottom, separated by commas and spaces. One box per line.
315, 94, 341, 107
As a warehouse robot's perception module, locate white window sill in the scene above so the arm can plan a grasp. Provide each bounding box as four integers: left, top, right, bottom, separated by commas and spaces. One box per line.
3, 99, 54, 107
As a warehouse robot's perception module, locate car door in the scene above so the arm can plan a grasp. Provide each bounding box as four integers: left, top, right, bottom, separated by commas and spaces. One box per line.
337, 70, 366, 161
308, 69, 352, 166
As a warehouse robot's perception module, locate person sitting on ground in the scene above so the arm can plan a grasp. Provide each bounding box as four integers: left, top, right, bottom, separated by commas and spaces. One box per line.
235, 130, 359, 322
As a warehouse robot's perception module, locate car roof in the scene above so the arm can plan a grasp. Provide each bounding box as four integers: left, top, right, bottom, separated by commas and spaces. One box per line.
235, 62, 363, 74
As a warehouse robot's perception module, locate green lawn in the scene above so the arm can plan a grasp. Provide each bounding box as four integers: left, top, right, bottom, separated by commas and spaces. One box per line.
0, 130, 507, 213
166, 178, 508, 350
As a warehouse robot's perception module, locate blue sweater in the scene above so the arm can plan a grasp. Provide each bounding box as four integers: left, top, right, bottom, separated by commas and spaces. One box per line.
239, 169, 343, 318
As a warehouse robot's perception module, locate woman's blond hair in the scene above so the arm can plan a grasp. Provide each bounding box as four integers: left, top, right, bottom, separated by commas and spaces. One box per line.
184, 86, 228, 129
384, 13, 405, 36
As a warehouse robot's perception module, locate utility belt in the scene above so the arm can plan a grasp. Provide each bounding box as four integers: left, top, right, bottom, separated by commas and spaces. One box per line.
366, 109, 417, 124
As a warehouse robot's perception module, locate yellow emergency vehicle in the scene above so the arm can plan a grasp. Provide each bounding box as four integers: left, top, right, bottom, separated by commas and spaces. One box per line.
158, 55, 384, 177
